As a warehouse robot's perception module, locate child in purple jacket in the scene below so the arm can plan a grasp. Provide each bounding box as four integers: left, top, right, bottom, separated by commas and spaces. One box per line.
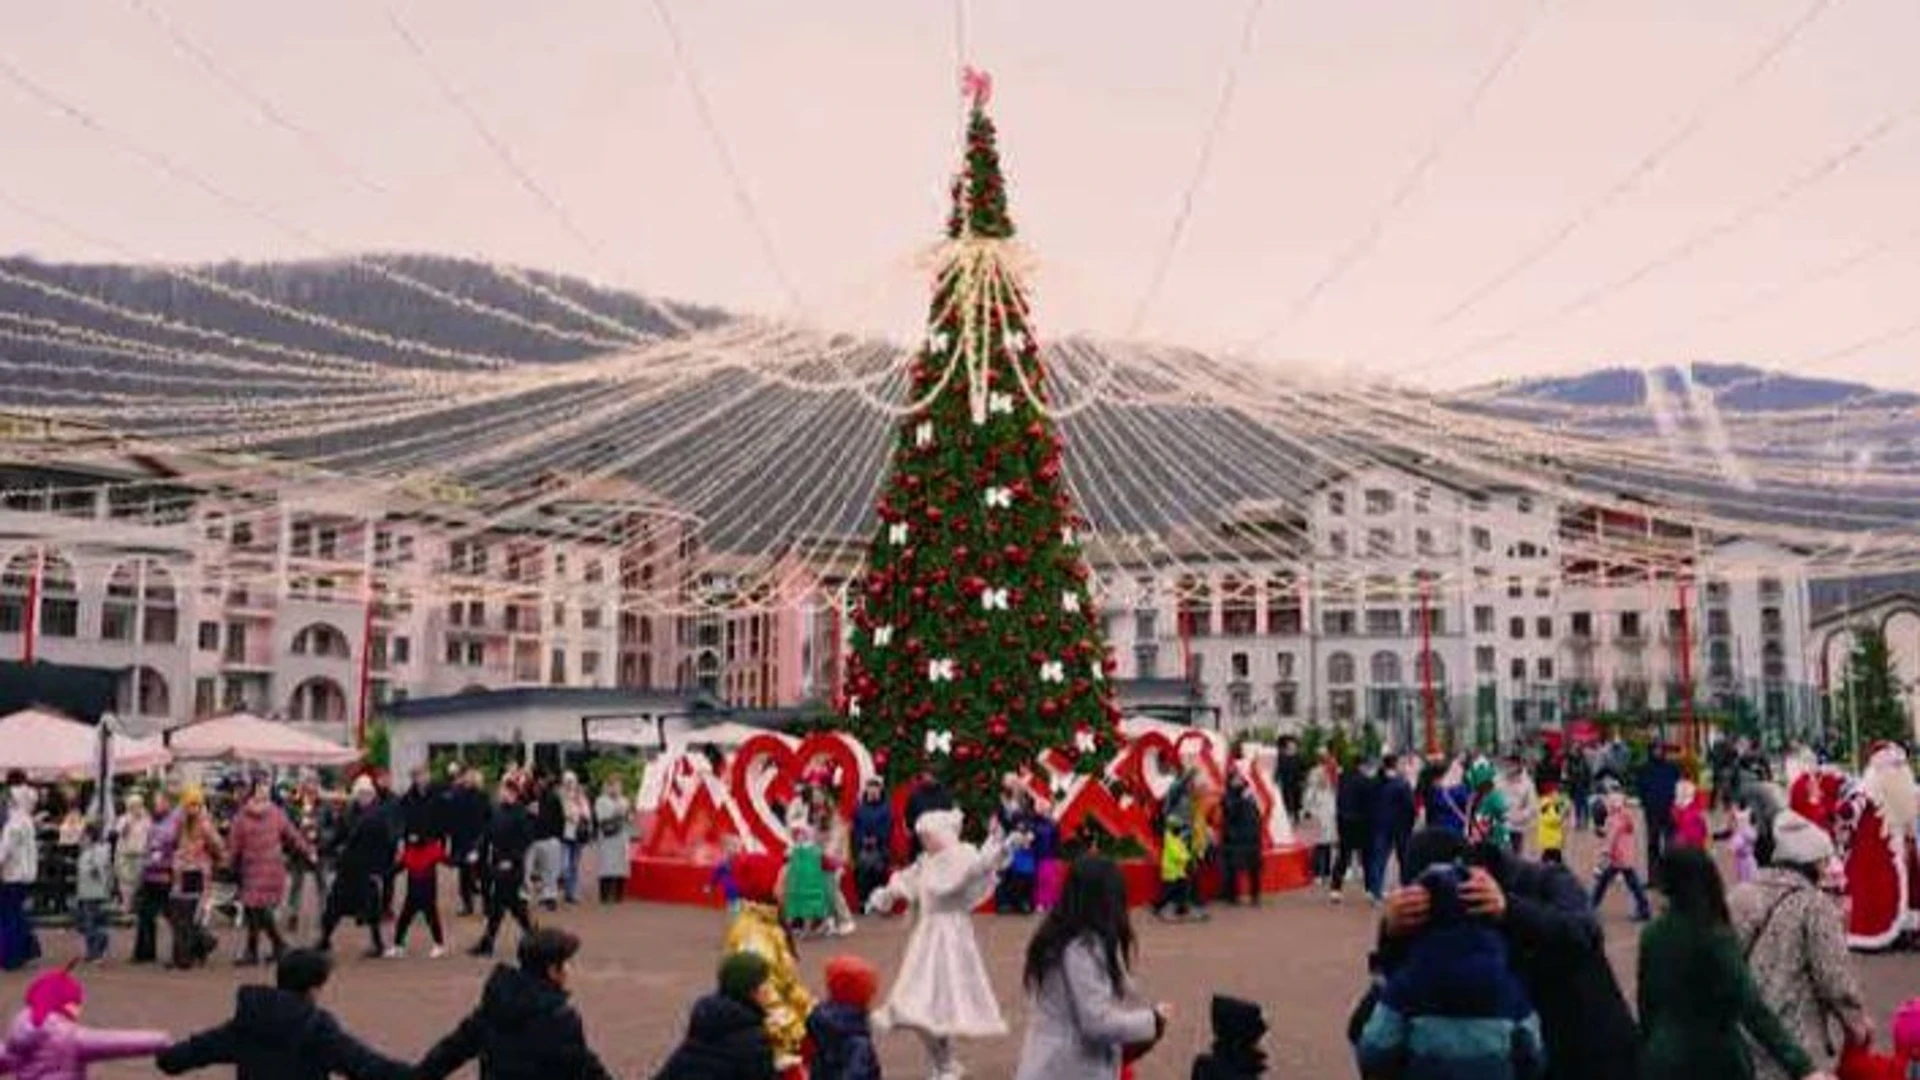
0, 966, 170, 1079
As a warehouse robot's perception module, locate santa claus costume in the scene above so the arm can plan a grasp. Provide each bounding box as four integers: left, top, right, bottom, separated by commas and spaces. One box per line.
867, 808, 1022, 1080
1787, 746, 1850, 839
1835, 742, 1920, 952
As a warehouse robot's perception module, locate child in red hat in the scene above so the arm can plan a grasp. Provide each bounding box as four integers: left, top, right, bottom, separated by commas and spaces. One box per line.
807, 955, 881, 1080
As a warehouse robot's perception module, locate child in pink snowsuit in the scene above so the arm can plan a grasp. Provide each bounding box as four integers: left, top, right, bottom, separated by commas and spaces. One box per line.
0, 967, 169, 1079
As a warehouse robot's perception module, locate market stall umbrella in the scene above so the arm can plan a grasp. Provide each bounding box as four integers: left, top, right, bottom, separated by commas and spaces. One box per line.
0, 706, 171, 780
166, 712, 360, 767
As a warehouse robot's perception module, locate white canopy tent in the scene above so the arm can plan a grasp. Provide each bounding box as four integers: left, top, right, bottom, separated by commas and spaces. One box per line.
165, 712, 360, 767
0, 707, 171, 781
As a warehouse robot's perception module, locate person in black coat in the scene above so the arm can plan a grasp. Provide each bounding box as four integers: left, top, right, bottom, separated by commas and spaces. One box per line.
1369, 755, 1418, 900
1328, 758, 1378, 902
470, 780, 537, 958
1217, 772, 1265, 906
446, 769, 491, 917
1191, 994, 1268, 1080
158, 949, 409, 1080
418, 928, 614, 1080
1372, 831, 1640, 1080
1636, 745, 1681, 882
849, 778, 894, 902
1272, 736, 1307, 823
654, 950, 778, 1080
317, 779, 394, 959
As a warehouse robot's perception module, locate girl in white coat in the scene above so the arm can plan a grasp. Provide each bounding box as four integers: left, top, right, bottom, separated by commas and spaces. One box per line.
867, 808, 1022, 1080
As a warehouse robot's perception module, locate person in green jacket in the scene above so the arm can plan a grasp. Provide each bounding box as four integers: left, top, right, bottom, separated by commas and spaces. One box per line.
1635, 847, 1835, 1080
780, 822, 833, 935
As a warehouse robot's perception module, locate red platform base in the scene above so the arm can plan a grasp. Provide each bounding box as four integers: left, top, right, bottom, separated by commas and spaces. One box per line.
628, 843, 1312, 909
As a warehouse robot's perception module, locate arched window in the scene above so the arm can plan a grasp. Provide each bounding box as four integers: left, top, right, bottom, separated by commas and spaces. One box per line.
117, 666, 171, 718
1327, 651, 1356, 685
0, 550, 79, 638
1370, 651, 1403, 685
291, 623, 352, 660
102, 559, 178, 644
289, 677, 348, 723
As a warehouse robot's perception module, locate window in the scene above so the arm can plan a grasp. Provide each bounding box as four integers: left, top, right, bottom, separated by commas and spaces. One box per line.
1134, 609, 1157, 640
1366, 529, 1394, 557
552, 602, 567, 629
1759, 576, 1783, 601
1536, 657, 1554, 682
1327, 652, 1356, 685
1533, 577, 1551, 599
1509, 616, 1525, 640
1706, 610, 1731, 637
446, 640, 464, 666
1507, 576, 1523, 599
1275, 685, 1298, 717
448, 601, 463, 627
1329, 689, 1356, 721
582, 606, 603, 631
198, 621, 220, 651
143, 606, 178, 645
581, 650, 601, 678
1570, 612, 1593, 638
554, 552, 569, 578
102, 605, 134, 642
1365, 489, 1395, 515
315, 527, 338, 559
231, 521, 254, 547
1535, 616, 1552, 640
1230, 652, 1250, 680
392, 636, 411, 665
1370, 651, 1402, 685
1321, 610, 1357, 636
291, 522, 312, 557
1473, 606, 1495, 634
194, 678, 216, 719
1619, 611, 1642, 639
466, 600, 484, 627
1327, 491, 1346, 516
550, 649, 566, 684
1510, 657, 1526, 682
1275, 652, 1296, 680
1472, 527, 1492, 553
1414, 487, 1432, 514
1415, 528, 1435, 555
1516, 496, 1534, 514
1327, 530, 1348, 556
1761, 606, 1784, 636
465, 641, 484, 666
1366, 609, 1403, 636
1475, 646, 1496, 675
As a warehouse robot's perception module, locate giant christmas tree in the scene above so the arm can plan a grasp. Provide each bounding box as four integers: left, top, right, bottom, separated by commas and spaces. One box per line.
841, 73, 1121, 821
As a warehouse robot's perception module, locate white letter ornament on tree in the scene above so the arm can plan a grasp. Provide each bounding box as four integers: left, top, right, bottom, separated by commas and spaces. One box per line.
1040, 660, 1066, 683
984, 487, 1012, 509
914, 421, 935, 448
872, 626, 894, 647
887, 523, 909, 545
924, 729, 954, 756
928, 658, 957, 682
981, 588, 1009, 612
1061, 591, 1081, 613
988, 391, 1014, 416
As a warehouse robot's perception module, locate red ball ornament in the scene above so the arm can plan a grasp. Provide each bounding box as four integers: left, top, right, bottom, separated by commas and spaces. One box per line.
925, 507, 944, 524
911, 586, 928, 602
1040, 699, 1060, 718
987, 715, 1010, 739
1026, 421, 1046, 440
990, 679, 1007, 696
1071, 678, 1092, 698
1029, 614, 1050, 630
960, 575, 988, 597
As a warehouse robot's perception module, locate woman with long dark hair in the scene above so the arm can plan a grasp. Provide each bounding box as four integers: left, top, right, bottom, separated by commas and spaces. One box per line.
1012, 856, 1167, 1080
1636, 846, 1832, 1080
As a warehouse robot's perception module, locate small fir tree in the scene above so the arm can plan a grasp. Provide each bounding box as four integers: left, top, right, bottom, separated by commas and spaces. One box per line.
1843, 625, 1909, 764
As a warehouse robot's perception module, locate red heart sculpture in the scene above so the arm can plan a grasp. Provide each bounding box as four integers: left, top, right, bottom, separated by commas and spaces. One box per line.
726, 731, 874, 855
1054, 778, 1156, 852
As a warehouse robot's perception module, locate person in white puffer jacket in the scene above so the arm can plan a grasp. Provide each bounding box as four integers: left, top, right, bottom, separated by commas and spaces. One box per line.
1, 783, 42, 971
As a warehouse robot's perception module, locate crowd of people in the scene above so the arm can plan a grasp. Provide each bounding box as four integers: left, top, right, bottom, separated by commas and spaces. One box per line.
2, 735, 1918, 1079
0, 761, 638, 974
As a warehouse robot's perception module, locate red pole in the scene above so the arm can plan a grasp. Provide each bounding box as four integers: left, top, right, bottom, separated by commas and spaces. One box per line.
21, 547, 41, 663
1676, 577, 1695, 751
828, 600, 843, 706
355, 587, 375, 747
1420, 580, 1437, 756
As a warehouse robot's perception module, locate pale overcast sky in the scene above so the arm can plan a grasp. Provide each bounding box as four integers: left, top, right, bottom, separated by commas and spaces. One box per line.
3, 1, 1919, 390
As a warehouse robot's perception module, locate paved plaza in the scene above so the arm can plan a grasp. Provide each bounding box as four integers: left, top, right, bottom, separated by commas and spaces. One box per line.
3, 842, 1917, 1079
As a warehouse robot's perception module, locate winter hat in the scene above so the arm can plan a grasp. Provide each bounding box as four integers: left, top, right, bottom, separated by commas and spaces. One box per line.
1209, 995, 1268, 1046
1771, 810, 1835, 867
731, 852, 782, 905
718, 951, 771, 1003
825, 955, 880, 1010
24, 966, 84, 1026
1465, 759, 1496, 789
179, 786, 205, 810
